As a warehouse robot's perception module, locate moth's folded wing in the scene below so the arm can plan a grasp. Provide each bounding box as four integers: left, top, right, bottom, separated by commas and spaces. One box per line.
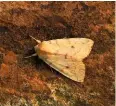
39, 38, 94, 60
41, 54, 85, 82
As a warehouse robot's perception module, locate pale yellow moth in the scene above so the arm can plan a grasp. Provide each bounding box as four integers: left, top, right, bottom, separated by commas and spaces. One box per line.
26, 36, 94, 82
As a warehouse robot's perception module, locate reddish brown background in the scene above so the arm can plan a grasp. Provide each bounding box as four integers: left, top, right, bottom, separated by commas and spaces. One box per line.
0, 2, 115, 106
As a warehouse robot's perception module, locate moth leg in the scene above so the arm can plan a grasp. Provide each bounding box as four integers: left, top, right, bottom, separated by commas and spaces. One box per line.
29, 35, 41, 44
24, 53, 37, 58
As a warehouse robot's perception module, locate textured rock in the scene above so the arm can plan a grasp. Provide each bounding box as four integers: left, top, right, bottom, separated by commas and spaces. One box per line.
0, 1, 115, 106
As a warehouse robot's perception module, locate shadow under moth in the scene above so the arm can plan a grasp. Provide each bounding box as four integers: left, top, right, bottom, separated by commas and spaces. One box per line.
26, 36, 94, 82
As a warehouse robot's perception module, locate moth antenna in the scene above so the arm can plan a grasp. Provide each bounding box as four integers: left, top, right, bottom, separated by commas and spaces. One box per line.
29, 35, 41, 44
24, 53, 37, 58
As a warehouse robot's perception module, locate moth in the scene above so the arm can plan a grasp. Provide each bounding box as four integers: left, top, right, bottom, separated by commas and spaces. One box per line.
26, 36, 94, 82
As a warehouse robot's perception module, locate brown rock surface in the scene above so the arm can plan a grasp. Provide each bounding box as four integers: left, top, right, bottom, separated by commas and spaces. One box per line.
0, 1, 115, 106
3, 51, 17, 64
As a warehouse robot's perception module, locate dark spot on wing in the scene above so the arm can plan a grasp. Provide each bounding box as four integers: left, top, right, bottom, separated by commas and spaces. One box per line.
65, 54, 68, 59
66, 66, 69, 68
71, 46, 75, 48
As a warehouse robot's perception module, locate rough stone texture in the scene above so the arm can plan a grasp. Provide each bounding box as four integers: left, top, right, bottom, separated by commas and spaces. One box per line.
0, 2, 115, 106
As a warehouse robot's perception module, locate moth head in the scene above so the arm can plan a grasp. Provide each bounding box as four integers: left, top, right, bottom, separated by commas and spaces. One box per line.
34, 44, 40, 52
24, 36, 41, 58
